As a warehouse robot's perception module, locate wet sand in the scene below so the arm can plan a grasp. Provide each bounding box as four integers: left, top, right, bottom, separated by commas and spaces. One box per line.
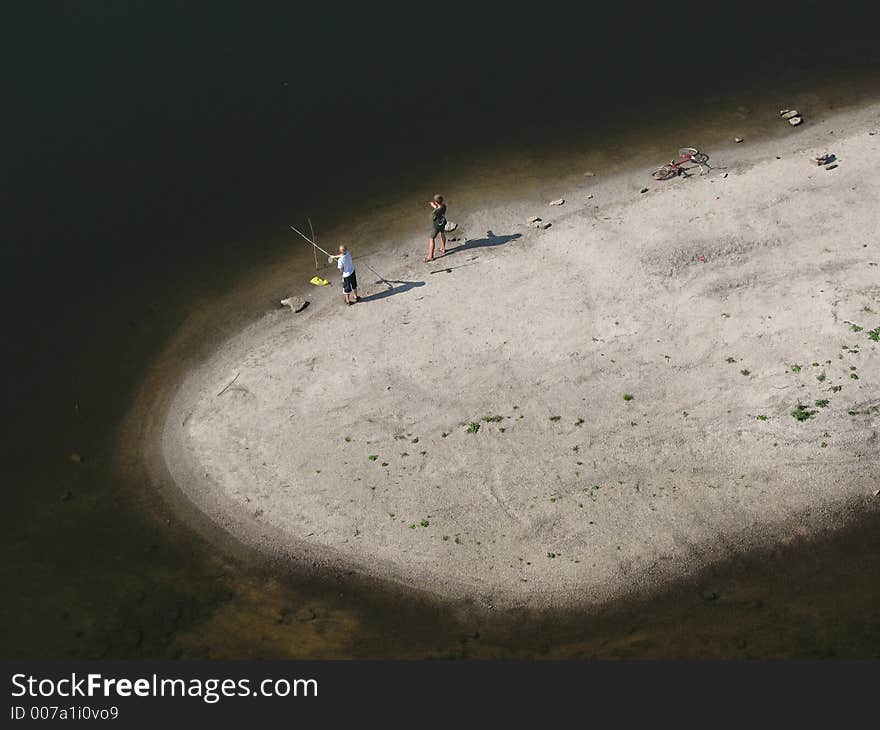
153, 103, 879, 612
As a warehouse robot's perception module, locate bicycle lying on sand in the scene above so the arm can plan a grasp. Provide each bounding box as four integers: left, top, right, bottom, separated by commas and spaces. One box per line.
651, 147, 709, 180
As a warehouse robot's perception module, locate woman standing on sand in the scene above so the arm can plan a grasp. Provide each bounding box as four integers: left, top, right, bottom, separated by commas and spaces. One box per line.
425, 193, 447, 262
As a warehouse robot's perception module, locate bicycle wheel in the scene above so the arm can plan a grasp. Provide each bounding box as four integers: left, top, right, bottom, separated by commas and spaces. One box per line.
678, 147, 699, 159
652, 164, 676, 181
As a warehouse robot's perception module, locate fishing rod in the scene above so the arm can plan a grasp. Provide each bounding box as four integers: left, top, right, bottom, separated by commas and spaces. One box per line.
288, 224, 394, 289
308, 217, 319, 271
289, 224, 334, 259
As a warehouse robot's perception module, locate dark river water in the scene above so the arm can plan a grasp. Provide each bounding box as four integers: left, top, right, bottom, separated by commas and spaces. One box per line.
3, 2, 880, 658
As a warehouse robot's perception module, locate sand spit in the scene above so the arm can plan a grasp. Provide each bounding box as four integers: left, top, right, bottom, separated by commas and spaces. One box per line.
159, 105, 879, 611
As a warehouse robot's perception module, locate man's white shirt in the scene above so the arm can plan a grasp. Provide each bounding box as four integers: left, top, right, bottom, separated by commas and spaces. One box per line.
337, 252, 355, 277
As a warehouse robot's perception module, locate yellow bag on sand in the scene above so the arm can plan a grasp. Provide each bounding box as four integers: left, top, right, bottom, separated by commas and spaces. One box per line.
310, 276, 330, 286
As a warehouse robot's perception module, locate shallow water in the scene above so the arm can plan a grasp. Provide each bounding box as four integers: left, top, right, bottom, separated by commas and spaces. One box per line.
3, 2, 880, 658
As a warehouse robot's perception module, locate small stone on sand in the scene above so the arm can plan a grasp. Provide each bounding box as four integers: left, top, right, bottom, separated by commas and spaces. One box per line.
734, 137, 744, 143
280, 296, 308, 313
549, 199, 565, 206
527, 216, 541, 224
293, 607, 317, 622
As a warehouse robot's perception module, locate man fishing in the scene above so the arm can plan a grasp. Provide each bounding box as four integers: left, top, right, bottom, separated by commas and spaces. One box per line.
330, 245, 359, 305
288, 224, 393, 299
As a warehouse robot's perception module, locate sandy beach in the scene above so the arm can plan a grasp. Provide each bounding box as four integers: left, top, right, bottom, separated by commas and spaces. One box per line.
155, 103, 879, 613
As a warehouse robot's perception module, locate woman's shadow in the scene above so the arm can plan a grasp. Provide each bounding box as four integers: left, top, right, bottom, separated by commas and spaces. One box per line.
442, 230, 521, 258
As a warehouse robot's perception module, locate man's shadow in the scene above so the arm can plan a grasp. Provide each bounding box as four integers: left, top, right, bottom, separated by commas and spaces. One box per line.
442, 230, 521, 258
358, 280, 425, 302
